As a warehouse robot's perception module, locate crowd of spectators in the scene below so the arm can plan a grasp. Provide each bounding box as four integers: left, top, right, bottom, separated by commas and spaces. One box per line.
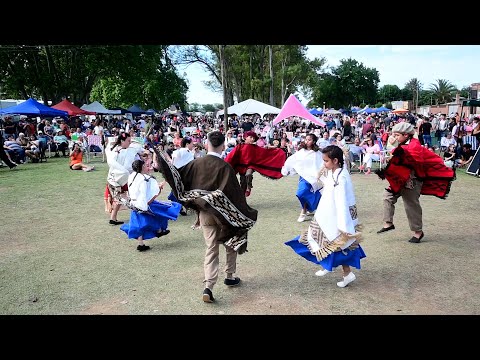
2, 109, 480, 173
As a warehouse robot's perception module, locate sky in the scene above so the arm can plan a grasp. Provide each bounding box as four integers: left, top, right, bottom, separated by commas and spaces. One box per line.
180, 45, 480, 106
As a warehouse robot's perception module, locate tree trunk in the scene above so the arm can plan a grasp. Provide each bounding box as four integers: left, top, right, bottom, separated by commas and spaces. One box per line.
269, 45, 274, 106
220, 45, 228, 131
249, 48, 253, 99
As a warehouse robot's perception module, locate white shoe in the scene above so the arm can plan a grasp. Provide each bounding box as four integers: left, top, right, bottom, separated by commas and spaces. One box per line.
297, 213, 306, 222
336, 272, 356, 288
315, 268, 331, 277
306, 211, 315, 217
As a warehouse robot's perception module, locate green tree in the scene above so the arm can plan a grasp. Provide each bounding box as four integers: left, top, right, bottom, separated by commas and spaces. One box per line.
377, 85, 402, 104
173, 45, 323, 108
459, 86, 470, 99
310, 58, 379, 109
429, 79, 456, 105
202, 104, 217, 112
405, 78, 422, 111
0, 45, 187, 110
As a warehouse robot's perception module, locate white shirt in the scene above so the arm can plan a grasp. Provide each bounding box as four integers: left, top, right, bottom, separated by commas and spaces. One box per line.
106, 145, 143, 187
128, 172, 159, 211
171, 147, 194, 168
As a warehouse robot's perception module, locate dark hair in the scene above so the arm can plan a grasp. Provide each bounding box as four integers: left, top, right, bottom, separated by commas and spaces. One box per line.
305, 133, 319, 151
207, 131, 225, 148
132, 159, 144, 173
322, 145, 344, 167
111, 132, 131, 150
181, 137, 192, 148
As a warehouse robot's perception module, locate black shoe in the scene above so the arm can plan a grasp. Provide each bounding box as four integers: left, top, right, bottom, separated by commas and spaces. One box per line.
224, 277, 241, 287
136, 244, 151, 252
156, 229, 170, 238
408, 232, 424, 243
377, 224, 395, 234
109, 219, 124, 225
202, 288, 215, 303
180, 207, 187, 216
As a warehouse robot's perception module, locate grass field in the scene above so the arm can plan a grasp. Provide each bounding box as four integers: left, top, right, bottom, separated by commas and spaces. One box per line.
0, 156, 479, 315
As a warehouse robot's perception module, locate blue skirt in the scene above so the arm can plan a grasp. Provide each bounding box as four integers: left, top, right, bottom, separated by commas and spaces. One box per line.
285, 235, 366, 271
168, 191, 178, 202
296, 177, 321, 213
120, 200, 182, 240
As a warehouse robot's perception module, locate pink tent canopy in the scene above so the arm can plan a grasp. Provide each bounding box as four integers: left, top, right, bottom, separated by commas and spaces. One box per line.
272, 94, 325, 126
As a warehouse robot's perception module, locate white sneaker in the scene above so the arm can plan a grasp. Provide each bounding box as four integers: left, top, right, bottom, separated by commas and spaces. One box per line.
315, 268, 331, 277
306, 211, 315, 217
336, 272, 356, 288
297, 213, 306, 222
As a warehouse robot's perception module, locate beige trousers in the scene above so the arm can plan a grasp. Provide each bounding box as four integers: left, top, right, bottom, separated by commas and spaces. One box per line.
199, 211, 237, 290
382, 178, 423, 232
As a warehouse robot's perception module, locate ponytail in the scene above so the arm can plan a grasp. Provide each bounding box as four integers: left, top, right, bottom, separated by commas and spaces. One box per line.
110, 132, 130, 151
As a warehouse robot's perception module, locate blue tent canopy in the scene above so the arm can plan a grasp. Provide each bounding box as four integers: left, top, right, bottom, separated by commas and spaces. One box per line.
309, 108, 323, 115
110, 107, 129, 115
127, 104, 147, 115
376, 106, 391, 112
145, 109, 157, 115
0, 98, 68, 117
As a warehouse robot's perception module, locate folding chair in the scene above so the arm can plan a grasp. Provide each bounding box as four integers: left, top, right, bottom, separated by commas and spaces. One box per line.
86, 135, 105, 163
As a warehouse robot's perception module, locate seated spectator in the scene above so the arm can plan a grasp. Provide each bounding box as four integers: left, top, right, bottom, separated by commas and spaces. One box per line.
256, 135, 267, 148
347, 137, 365, 167
456, 143, 474, 168
360, 138, 381, 174
316, 131, 330, 149
25, 135, 41, 163
69, 142, 94, 172
443, 144, 457, 168
4, 135, 27, 164
440, 132, 456, 152
16, 133, 29, 148
54, 129, 69, 157
193, 143, 206, 159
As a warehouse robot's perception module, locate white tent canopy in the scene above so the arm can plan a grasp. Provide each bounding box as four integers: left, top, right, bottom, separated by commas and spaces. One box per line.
81, 101, 121, 115
216, 99, 281, 118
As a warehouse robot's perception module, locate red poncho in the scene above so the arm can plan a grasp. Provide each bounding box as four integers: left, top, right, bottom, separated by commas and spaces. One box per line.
376, 138, 455, 199
224, 143, 286, 179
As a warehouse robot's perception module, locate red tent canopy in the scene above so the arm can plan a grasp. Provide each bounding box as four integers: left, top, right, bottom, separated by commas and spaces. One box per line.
51, 100, 96, 116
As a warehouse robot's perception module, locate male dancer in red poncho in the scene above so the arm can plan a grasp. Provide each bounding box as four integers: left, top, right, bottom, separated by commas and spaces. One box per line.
224, 130, 286, 197
375, 122, 456, 243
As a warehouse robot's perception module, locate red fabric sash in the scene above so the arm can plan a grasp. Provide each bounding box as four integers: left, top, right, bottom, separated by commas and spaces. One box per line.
225, 143, 286, 179
377, 138, 455, 199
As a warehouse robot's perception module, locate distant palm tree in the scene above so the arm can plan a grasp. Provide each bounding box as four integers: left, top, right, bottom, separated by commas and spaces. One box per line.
429, 79, 456, 105
405, 78, 422, 111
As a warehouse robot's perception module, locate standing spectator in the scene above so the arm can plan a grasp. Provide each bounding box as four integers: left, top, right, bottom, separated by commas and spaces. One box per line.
419, 118, 433, 148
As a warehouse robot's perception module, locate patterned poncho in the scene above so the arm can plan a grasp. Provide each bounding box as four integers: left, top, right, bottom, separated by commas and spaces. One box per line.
155, 149, 258, 254
376, 138, 455, 199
